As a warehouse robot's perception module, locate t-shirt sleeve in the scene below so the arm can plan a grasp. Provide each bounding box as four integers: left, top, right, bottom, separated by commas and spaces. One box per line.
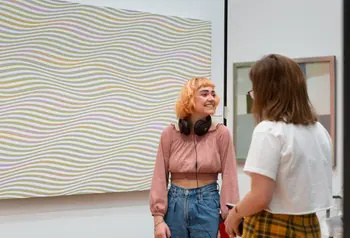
243, 126, 283, 181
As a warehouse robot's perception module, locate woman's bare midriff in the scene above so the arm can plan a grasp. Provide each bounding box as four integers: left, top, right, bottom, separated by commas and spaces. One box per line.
171, 179, 217, 189
170, 172, 218, 188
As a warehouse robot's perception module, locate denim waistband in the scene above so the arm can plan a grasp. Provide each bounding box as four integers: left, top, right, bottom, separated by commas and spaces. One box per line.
169, 181, 219, 197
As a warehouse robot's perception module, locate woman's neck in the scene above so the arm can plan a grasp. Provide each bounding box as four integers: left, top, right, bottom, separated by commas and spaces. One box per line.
189, 114, 208, 127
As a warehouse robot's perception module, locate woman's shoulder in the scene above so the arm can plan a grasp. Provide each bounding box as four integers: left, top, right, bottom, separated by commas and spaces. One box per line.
253, 120, 285, 134
214, 122, 229, 133
211, 123, 232, 140
161, 123, 176, 135
158, 124, 177, 145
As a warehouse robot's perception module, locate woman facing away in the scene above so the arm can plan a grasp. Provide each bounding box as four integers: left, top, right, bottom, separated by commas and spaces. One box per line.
149, 77, 240, 238
225, 54, 333, 238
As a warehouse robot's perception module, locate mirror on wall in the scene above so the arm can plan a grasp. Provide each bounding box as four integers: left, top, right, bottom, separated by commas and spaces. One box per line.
233, 56, 336, 166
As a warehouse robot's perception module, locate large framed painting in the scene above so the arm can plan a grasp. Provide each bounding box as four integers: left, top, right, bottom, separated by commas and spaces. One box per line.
233, 56, 336, 166
0, 0, 212, 199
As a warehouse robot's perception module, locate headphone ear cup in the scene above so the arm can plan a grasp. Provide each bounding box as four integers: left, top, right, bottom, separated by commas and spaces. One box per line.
179, 119, 191, 136
194, 116, 212, 136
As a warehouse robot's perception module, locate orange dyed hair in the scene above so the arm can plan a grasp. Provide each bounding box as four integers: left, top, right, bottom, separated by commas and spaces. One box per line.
175, 77, 220, 119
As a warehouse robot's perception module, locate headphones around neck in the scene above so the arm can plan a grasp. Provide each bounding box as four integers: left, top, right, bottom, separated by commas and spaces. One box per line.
178, 115, 212, 136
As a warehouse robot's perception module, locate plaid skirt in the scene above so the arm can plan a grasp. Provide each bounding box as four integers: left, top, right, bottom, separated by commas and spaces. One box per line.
242, 210, 321, 238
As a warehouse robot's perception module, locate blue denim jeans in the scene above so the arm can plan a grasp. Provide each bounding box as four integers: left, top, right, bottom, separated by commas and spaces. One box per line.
164, 182, 220, 238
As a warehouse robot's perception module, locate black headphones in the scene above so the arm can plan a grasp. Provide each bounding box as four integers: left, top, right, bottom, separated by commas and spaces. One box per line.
178, 115, 212, 136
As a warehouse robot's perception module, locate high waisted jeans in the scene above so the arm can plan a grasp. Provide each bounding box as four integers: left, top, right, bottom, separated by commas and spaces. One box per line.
164, 182, 220, 238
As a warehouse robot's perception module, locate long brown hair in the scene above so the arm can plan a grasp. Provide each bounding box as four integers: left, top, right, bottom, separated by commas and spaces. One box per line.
249, 54, 317, 125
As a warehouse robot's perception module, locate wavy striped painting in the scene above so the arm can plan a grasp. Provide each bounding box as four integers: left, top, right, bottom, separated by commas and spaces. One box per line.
0, 0, 211, 198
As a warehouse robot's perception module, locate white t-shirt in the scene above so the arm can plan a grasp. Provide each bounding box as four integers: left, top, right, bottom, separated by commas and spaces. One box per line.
243, 120, 333, 215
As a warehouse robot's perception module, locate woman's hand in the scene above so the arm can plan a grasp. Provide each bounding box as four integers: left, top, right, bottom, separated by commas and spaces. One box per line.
154, 221, 171, 238
224, 208, 242, 237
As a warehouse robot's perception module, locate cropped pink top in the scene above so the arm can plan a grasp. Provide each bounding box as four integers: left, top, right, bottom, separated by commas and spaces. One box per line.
149, 122, 240, 217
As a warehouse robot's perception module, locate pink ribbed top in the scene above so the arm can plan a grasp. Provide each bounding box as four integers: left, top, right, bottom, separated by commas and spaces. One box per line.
149, 122, 240, 217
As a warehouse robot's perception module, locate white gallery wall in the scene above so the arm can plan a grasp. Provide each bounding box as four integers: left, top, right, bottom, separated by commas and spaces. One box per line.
0, 0, 342, 237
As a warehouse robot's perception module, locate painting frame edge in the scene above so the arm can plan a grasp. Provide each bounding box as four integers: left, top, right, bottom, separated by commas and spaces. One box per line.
233, 61, 256, 165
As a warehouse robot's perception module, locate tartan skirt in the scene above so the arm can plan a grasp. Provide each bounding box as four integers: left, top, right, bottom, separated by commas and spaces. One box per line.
242, 210, 321, 238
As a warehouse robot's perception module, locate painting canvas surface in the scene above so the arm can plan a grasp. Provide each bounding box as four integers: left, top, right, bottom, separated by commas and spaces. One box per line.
0, 0, 212, 198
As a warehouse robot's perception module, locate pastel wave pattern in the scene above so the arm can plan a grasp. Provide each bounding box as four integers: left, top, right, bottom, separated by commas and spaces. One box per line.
0, 0, 211, 198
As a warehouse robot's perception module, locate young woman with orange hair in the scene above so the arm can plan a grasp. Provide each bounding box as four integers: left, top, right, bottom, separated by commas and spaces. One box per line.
149, 77, 240, 238
225, 54, 333, 238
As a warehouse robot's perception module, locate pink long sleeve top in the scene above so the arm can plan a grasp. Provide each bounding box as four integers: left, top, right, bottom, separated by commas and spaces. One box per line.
149, 122, 240, 218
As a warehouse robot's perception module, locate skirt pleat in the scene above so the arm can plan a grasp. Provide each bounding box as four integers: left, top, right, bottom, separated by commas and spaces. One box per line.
242, 210, 321, 238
